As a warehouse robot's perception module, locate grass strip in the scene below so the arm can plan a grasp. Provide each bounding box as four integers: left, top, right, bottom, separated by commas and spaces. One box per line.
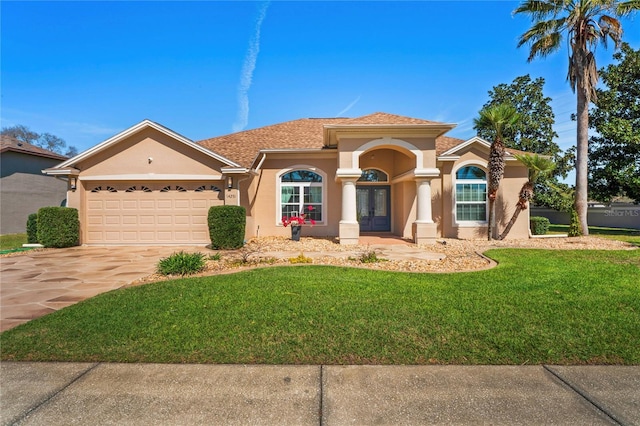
1, 249, 638, 365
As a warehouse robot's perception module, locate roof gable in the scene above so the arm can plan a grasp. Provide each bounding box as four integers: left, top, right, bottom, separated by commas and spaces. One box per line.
438, 136, 522, 161
0, 135, 68, 161
198, 112, 459, 168
55, 120, 240, 170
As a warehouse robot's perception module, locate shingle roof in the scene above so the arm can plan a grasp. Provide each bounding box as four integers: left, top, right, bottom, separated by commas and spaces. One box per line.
197, 112, 465, 168
0, 135, 68, 161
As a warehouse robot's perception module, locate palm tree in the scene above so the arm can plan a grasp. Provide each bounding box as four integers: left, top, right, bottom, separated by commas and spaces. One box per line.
474, 104, 521, 240
498, 154, 556, 240
514, 0, 639, 236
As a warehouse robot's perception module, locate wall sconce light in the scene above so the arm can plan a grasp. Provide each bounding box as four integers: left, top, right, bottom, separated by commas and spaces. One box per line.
227, 176, 233, 189
148, 157, 153, 164
70, 177, 77, 191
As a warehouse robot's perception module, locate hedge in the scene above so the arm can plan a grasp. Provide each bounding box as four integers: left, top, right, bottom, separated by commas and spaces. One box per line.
208, 205, 246, 249
36, 207, 80, 248
26, 213, 39, 244
530, 216, 550, 235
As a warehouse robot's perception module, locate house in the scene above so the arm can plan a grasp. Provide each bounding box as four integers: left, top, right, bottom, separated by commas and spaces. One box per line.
43, 112, 530, 245
1, 136, 68, 235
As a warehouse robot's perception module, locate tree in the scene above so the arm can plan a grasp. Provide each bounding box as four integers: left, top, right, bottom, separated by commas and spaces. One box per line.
477, 75, 560, 156
475, 74, 575, 209
0, 125, 77, 157
1, 124, 38, 144
473, 104, 521, 240
498, 153, 556, 240
588, 42, 640, 203
514, 0, 639, 236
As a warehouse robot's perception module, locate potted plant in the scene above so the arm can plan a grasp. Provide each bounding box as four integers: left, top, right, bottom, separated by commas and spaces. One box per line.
282, 206, 316, 241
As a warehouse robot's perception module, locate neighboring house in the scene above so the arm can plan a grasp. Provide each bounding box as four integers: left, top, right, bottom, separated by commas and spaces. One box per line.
1, 136, 68, 235
43, 112, 530, 245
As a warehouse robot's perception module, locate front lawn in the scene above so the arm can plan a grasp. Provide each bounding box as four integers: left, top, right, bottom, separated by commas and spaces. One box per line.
0, 233, 27, 252
2, 249, 638, 365
548, 225, 640, 246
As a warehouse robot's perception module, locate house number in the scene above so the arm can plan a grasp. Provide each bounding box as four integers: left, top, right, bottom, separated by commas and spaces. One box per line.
226, 193, 236, 199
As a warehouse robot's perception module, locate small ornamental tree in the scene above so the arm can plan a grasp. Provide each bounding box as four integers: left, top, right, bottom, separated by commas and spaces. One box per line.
26, 213, 39, 244
208, 205, 246, 249
36, 207, 79, 248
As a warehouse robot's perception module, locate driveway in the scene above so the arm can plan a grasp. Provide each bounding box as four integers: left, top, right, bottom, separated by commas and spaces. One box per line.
0, 246, 207, 332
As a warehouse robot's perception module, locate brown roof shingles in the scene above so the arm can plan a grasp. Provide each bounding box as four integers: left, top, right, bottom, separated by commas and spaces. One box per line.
0, 135, 68, 161
197, 112, 471, 168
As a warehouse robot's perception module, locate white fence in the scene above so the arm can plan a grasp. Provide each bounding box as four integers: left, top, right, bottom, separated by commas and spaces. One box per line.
530, 206, 640, 230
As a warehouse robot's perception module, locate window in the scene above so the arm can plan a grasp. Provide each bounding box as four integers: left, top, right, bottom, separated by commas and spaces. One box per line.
279, 169, 324, 223
455, 165, 487, 222
358, 169, 388, 182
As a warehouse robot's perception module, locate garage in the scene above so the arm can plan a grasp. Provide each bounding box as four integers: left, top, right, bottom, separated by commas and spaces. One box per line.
84, 181, 224, 245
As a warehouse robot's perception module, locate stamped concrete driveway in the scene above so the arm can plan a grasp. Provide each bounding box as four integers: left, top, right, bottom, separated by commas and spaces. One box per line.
1, 246, 207, 332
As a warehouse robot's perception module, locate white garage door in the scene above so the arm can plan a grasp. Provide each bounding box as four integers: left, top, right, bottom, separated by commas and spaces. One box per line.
85, 182, 225, 244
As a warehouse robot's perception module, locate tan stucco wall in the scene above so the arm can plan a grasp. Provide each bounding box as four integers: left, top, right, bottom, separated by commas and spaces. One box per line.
438, 147, 530, 240
77, 128, 226, 176
337, 136, 436, 174
243, 156, 341, 239
69, 127, 226, 245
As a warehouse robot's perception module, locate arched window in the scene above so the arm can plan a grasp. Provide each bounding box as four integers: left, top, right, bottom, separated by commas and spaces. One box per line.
279, 169, 324, 223
358, 169, 388, 182
455, 165, 487, 223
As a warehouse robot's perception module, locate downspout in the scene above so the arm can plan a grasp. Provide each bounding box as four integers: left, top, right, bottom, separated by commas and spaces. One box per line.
236, 176, 251, 206
254, 153, 267, 173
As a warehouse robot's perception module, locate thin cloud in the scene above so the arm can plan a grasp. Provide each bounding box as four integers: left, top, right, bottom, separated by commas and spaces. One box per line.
232, 1, 270, 133
335, 95, 361, 117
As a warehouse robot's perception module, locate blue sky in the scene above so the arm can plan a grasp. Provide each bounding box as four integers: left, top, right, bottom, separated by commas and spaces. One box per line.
2, 1, 639, 170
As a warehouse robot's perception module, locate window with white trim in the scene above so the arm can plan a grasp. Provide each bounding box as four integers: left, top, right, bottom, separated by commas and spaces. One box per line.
455, 166, 487, 222
280, 170, 323, 222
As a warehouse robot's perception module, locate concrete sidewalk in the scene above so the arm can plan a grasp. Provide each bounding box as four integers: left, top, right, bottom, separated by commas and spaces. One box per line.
2, 363, 638, 425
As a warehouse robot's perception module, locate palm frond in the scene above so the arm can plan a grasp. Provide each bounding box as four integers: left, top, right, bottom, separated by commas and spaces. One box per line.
616, 0, 640, 15
514, 0, 565, 19
526, 32, 564, 60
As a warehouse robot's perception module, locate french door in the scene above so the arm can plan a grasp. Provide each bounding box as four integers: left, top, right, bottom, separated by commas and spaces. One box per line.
356, 186, 390, 232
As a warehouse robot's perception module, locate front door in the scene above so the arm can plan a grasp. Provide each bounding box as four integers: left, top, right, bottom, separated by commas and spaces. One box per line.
356, 186, 390, 232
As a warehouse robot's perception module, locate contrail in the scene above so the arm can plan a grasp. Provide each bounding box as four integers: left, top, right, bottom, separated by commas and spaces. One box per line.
232, 1, 270, 133
335, 95, 361, 117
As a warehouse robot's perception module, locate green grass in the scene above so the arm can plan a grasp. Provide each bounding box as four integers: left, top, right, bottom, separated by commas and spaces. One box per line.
0, 233, 30, 254
548, 224, 640, 246
2, 249, 638, 365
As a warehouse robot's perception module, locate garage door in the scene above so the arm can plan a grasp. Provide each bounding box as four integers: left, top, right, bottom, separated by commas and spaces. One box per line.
85, 182, 225, 244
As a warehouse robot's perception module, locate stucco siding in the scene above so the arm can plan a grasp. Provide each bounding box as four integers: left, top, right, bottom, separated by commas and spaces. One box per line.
1, 173, 68, 234
245, 157, 341, 239
78, 127, 226, 177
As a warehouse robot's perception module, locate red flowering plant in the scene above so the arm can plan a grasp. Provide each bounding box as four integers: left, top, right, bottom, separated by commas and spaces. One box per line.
282, 206, 316, 227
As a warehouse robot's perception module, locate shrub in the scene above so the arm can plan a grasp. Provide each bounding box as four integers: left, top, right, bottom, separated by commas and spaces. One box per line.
568, 209, 583, 237
208, 205, 246, 249
157, 251, 206, 276
36, 207, 79, 248
289, 253, 312, 264
26, 213, 39, 244
530, 216, 550, 235
358, 248, 386, 264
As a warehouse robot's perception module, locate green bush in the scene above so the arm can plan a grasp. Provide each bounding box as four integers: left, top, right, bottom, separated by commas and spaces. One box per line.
208, 205, 246, 249
530, 216, 550, 235
568, 209, 583, 237
157, 251, 206, 276
36, 207, 79, 248
26, 213, 39, 244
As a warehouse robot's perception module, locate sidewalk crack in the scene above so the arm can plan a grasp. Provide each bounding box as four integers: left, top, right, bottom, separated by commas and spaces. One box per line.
7, 362, 100, 426
543, 365, 626, 426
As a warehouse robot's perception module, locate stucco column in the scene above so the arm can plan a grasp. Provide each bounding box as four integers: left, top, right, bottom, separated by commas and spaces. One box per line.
341, 179, 358, 224
336, 169, 361, 245
415, 178, 434, 224
413, 168, 440, 245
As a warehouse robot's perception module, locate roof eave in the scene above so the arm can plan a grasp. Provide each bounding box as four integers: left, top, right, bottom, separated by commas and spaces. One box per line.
56, 120, 241, 170
323, 123, 457, 147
